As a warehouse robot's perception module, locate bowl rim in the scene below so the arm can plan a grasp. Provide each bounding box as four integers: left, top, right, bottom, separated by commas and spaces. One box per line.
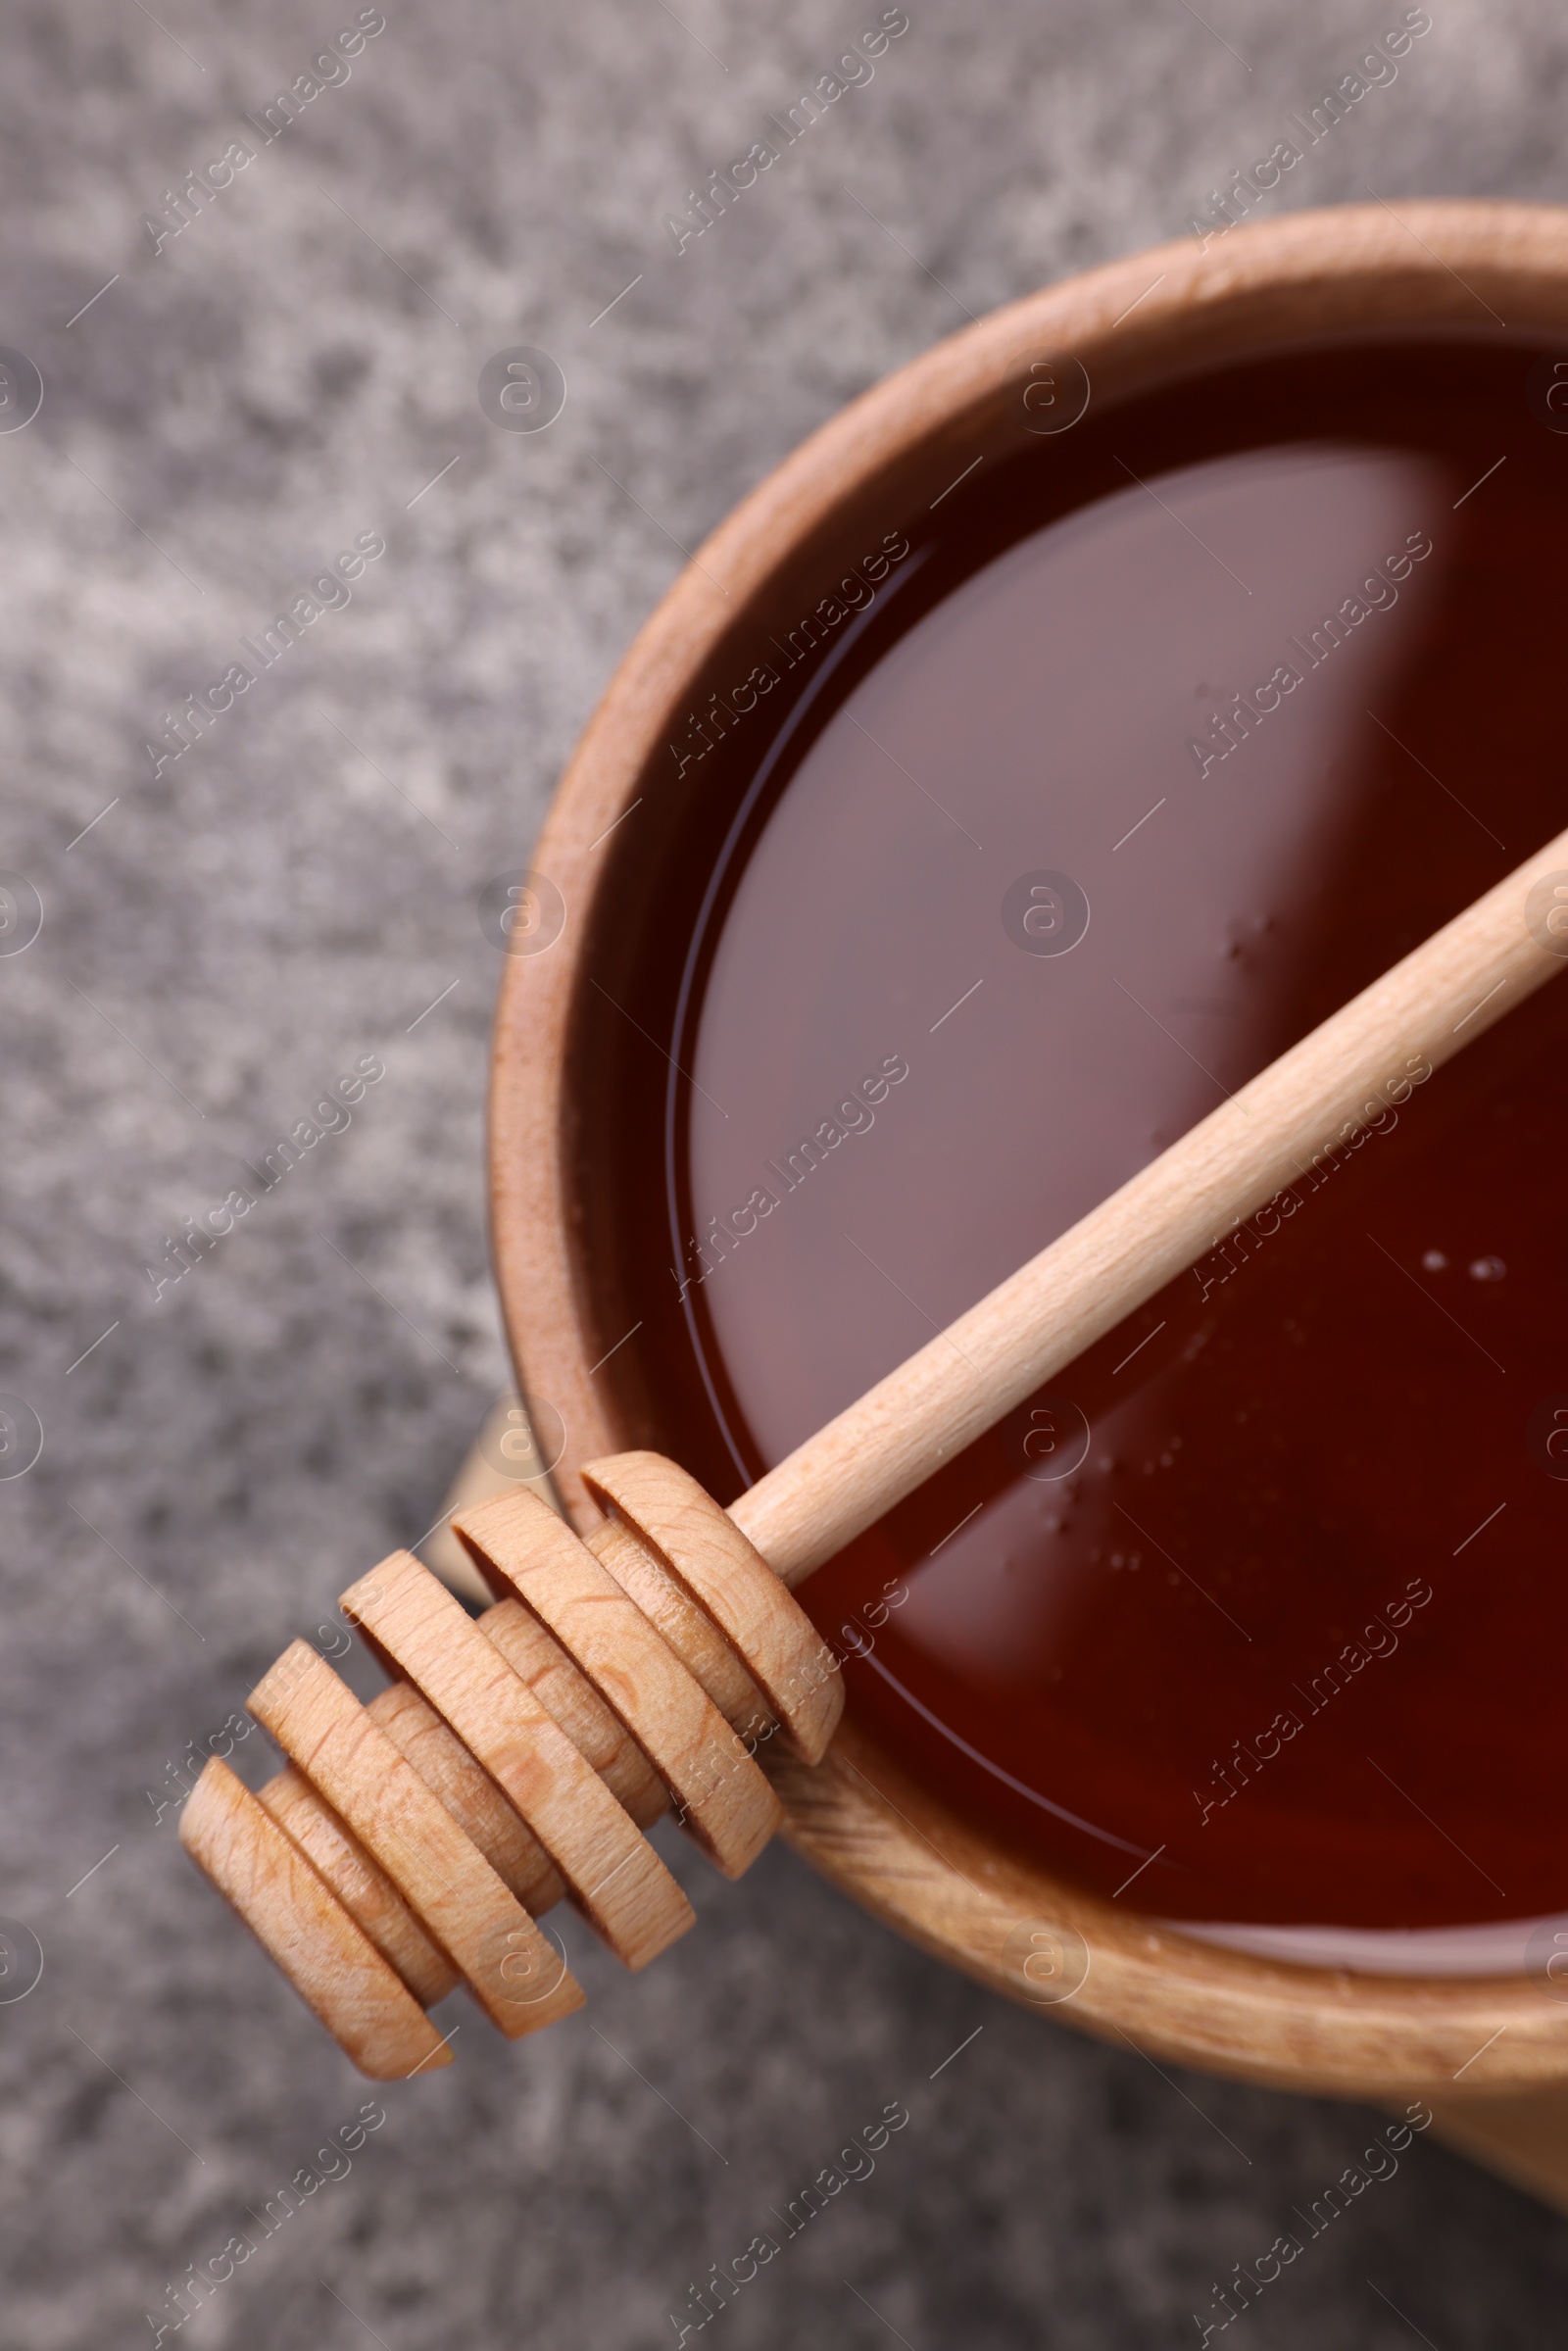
490, 198, 1568, 2096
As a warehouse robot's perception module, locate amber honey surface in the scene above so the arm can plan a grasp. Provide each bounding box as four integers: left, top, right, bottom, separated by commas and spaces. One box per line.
578, 337, 1568, 1940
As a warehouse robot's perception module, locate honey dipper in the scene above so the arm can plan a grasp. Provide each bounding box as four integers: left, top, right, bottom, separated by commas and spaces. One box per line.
182, 828, 1568, 2077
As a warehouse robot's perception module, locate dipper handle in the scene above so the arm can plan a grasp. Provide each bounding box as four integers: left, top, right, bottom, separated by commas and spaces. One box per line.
733, 826, 1568, 1584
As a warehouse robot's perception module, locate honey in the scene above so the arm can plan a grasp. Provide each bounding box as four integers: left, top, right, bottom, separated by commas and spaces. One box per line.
575, 335, 1568, 1944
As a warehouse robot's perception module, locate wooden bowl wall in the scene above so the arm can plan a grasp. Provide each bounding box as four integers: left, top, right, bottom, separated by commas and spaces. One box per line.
490, 202, 1568, 2098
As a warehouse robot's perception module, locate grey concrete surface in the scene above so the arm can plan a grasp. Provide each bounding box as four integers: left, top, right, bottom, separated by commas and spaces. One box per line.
3, 0, 1568, 2343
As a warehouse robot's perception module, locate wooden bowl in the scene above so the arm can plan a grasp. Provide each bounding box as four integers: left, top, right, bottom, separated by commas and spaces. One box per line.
490, 202, 1568, 2100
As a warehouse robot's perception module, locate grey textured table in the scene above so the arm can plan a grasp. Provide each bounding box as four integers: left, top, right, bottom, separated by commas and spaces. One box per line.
4, 1, 1568, 2342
